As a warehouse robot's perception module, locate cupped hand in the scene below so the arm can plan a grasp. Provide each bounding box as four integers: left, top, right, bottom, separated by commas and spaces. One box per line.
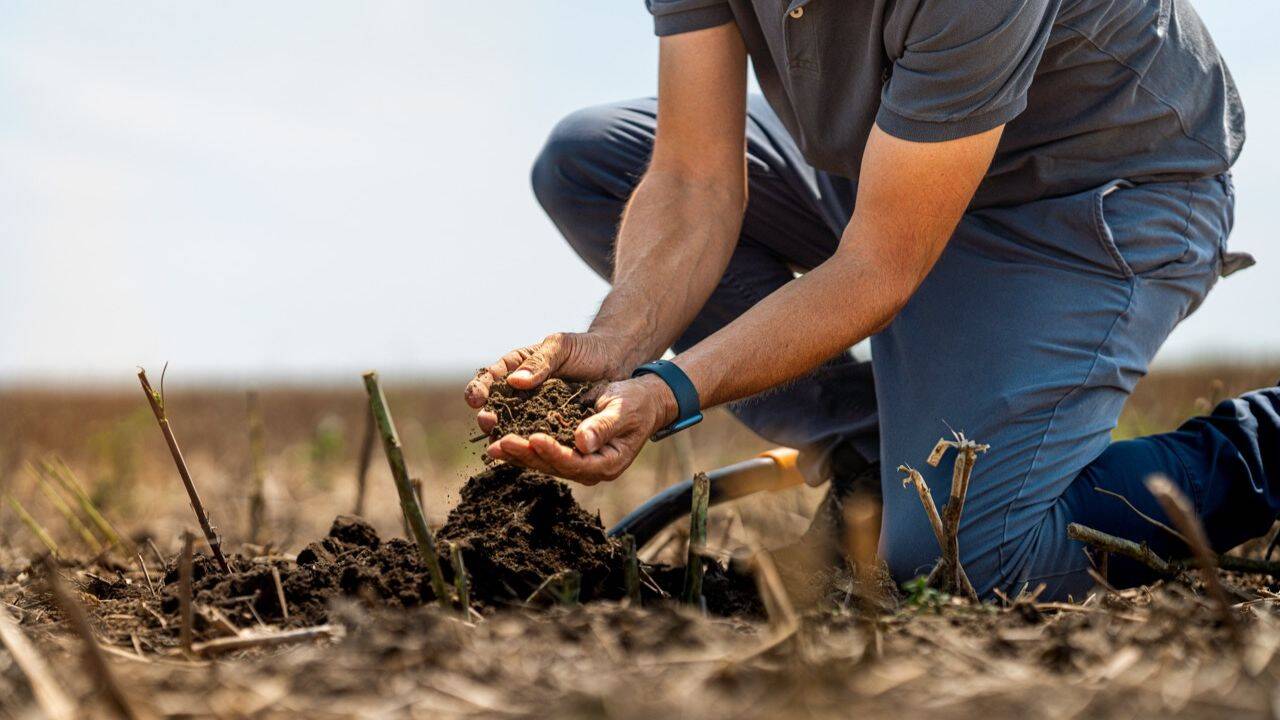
464, 332, 627, 433
485, 373, 678, 485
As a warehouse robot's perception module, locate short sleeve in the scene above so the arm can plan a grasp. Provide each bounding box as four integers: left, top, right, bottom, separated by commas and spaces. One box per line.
646, 0, 735, 37
876, 0, 1058, 142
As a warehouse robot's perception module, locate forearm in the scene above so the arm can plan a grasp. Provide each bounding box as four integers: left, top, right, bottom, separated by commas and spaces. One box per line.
672, 124, 1002, 412
674, 234, 912, 409
588, 166, 745, 373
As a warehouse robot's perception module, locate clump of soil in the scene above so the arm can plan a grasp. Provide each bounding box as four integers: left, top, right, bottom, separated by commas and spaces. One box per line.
437, 463, 620, 600
437, 464, 761, 615
159, 515, 442, 629
484, 378, 595, 446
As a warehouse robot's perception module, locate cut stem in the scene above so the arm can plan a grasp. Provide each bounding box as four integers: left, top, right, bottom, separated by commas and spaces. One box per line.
271, 566, 289, 621
42, 557, 146, 720
843, 494, 883, 611
0, 604, 76, 720
681, 472, 710, 606
1144, 475, 1240, 644
745, 544, 797, 633
246, 391, 267, 545
138, 369, 230, 574
361, 371, 449, 608
904, 433, 987, 601
899, 465, 945, 549
353, 406, 376, 516
449, 542, 471, 619
33, 465, 102, 554
179, 532, 194, 655
44, 458, 131, 555
191, 624, 339, 656
1067, 523, 1174, 574
5, 493, 59, 557
622, 534, 641, 605
526, 570, 581, 606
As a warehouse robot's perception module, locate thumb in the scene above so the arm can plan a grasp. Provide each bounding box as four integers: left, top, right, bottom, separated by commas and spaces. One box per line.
574, 398, 623, 454
508, 334, 568, 388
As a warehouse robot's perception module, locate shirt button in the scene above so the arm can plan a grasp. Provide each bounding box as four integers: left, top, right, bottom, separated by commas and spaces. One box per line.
789, 7, 804, 19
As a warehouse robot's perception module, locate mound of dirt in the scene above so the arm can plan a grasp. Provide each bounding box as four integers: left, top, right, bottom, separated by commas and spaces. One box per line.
159, 516, 441, 629
484, 378, 594, 446
436, 464, 620, 600
78, 467, 760, 650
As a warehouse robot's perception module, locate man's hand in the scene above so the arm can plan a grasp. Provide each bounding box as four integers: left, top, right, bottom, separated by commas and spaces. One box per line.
464, 332, 627, 434
466, 23, 750, 481
484, 374, 679, 485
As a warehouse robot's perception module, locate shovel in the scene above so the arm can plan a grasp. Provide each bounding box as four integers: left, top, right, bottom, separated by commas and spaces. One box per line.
606, 448, 805, 547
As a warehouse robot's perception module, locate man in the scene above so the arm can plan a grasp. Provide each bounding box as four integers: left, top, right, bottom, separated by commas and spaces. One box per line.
466, 0, 1278, 600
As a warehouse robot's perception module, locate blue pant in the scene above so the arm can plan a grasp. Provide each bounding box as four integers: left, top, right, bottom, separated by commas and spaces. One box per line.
532, 97, 1279, 601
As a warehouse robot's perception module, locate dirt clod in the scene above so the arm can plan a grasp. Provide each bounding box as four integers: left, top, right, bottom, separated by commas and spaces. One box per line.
484, 378, 594, 446
437, 463, 619, 600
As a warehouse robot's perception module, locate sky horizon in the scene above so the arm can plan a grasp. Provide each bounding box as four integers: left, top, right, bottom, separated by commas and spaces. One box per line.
2, 2, 1277, 385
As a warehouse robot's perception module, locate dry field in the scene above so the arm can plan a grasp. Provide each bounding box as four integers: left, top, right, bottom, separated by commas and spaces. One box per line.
1, 364, 1278, 719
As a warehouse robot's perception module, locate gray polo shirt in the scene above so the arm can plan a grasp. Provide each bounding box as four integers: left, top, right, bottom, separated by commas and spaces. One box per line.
647, 0, 1244, 208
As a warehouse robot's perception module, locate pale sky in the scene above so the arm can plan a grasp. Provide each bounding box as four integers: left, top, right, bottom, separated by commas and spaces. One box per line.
1, 2, 1276, 384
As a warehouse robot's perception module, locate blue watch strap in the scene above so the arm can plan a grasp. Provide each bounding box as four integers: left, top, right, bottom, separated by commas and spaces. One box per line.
632, 360, 704, 440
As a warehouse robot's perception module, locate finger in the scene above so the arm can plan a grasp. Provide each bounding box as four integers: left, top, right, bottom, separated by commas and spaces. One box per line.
497, 434, 557, 475
485, 439, 508, 461
574, 399, 624, 454
476, 410, 497, 433
466, 347, 535, 407
529, 434, 623, 484
508, 334, 567, 389
465, 371, 493, 408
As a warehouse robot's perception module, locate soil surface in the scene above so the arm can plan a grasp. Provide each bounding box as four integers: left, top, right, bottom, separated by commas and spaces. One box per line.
20, 465, 760, 653
483, 378, 595, 446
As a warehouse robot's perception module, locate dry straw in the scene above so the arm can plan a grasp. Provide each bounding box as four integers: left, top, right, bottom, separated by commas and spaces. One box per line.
138, 368, 230, 574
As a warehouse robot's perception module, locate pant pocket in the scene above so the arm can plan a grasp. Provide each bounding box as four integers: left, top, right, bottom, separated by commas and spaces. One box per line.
1091, 179, 1138, 278
1094, 177, 1227, 282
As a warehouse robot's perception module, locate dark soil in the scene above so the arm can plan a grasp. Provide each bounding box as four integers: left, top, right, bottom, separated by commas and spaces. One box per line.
483, 378, 595, 446
156, 516, 441, 631
72, 466, 761, 649
436, 463, 620, 600
437, 463, 763, 615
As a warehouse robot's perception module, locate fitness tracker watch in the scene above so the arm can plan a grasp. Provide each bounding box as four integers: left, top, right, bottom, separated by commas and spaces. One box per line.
632, 359, 703, 440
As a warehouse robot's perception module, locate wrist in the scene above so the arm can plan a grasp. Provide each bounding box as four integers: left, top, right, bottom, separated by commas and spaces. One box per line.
588, 329, 650, 378
634, 373, 680, 428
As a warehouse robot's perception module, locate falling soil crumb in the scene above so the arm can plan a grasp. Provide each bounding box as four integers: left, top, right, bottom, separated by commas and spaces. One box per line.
484, 378, 594, 447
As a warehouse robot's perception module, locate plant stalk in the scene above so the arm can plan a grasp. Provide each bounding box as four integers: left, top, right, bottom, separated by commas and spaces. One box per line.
137, 369, 230, 574
353, 407, 375, 516
179, 532, 194, 654
681, 472, 710, 606
5, 494, 59, 557
246, 391, 267, 545
622, 534, 641, 605
449, 542, 471, 620
361, 371, 449, 608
